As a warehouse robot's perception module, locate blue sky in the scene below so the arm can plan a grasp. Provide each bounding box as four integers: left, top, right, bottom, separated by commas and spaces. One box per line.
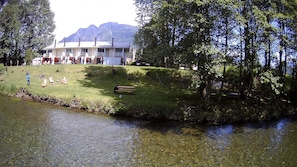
49, 0, 138, 41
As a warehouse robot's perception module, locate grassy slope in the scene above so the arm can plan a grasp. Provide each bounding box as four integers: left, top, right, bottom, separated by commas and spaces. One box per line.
1, 64, 295, 124
0, 65, 196, 118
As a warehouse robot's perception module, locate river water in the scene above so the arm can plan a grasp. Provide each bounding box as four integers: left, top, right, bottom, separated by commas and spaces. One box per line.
1, 95, 297, 167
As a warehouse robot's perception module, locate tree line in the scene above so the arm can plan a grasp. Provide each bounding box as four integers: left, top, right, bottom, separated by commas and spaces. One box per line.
0, 0, 55, 66
134, 0, 297, 102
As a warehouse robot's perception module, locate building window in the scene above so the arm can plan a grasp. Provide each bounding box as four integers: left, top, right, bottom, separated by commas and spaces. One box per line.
114, 48, 123, 57
66, 49, 72, 53
115, 48, 122, 53
98, 48, 104, 52
48, 50, 52, 53
81, 48, 88, 53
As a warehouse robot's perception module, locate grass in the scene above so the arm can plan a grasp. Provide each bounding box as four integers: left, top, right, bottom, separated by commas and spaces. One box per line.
0, 64, 196, 117
1, 64, 295, 124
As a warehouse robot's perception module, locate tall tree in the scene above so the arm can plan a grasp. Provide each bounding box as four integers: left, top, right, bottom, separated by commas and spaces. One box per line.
0, 0, 55, 65
134, 0, 297, 101
21, 0, 55, 55
134, 0, 158, 27
134, 0, 188, 67
211, 0, 238, 100
0, 1, 21, 65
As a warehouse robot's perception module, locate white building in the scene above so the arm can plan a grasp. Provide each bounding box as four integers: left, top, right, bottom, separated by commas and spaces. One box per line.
32, 57, 42, 66
42, 39, 132, 65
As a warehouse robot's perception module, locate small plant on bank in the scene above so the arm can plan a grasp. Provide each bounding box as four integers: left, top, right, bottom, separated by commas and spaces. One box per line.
0, 83, 18, 95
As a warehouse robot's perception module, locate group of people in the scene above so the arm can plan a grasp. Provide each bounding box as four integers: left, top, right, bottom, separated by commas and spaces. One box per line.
26, 72, 67, 87
42, 76, 67, 87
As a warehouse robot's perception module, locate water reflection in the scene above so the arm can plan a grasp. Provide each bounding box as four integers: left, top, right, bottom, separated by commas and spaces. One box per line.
44, 110, 139, 166
270, 118, 288, 151
1, 95, 297, 166
206, 125, 233, 151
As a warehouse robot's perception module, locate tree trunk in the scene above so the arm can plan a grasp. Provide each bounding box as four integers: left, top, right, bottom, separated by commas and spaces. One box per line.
279, 48, 283, 77
219, 62, 226, 101
205, 76, 212, 102
268, 38, 271, 69
219, 15, 229, 101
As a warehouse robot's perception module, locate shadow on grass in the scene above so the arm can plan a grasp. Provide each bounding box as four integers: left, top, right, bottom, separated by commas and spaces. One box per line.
77, 65, 200, 119
78, 65, 194, 96
78, 66, 136, 95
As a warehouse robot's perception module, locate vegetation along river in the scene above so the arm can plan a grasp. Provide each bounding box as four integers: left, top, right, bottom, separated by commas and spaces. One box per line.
1, 94, 297, 166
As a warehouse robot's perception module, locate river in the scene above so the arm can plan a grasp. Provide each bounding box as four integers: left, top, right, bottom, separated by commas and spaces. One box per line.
0, 94, 297, 166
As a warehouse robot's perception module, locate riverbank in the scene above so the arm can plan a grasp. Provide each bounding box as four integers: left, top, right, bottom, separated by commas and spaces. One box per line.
2, 92, 297, 166
0, 65, 296, 124
11, 87, 297, 125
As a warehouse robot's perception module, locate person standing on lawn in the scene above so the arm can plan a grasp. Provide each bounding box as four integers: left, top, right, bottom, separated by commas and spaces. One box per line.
26, 72, 30, 85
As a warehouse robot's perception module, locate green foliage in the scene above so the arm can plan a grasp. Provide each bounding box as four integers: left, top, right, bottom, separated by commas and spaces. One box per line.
134, 0, 297, 100
0, 83, 17, 95
190, 72, 203, 90
0, 2, 21, 61
24, 49, 37, 65
225, 65, 240, 86
0, 0, 55, 65
1, 65, 295, 123
260, 70, 283, 95
21, 0, 55, 53
225, 66, 240, 79
0, 64, 6, 75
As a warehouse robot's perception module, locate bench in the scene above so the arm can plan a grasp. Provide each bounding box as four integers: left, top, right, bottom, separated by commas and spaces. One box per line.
114, 86, 135, 94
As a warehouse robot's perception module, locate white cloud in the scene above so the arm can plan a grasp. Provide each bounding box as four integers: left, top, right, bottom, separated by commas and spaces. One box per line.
49, 0, 138, 41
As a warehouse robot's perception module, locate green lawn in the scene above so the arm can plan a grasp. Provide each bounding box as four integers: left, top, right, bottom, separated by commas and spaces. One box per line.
1, 64, 296, 124
0, 64, 196, 117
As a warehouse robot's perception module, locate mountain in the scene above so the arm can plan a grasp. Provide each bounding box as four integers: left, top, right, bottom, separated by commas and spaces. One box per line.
59, 22, 138, 44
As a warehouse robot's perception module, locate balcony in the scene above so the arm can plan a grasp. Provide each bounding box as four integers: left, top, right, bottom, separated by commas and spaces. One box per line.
80, 52, 88, 56
97, 52, 105, 57
66, 52, 73, 57
115, 52, 125, 57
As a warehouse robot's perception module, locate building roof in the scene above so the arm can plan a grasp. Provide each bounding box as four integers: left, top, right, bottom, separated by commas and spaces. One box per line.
44, 41, 130, 50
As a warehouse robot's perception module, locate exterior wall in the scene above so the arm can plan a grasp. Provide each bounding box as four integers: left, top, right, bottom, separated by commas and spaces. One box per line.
89, 48, 97, 58
55, 49, 64, 64
73, 48, 80, 60
32, 57, 42, 65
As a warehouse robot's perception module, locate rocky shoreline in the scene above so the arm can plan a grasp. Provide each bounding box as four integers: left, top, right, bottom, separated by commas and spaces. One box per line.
13, 87, 297, 125
15, 88, 91, 111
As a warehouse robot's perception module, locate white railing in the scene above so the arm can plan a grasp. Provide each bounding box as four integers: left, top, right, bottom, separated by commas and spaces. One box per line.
66, 52, 73, 57
80, 52, 87, 56
114, 52, 124, 57
97, 52, 105, 57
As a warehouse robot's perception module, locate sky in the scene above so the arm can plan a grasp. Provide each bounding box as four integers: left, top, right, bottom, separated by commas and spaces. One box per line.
49, 0, 138, 41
